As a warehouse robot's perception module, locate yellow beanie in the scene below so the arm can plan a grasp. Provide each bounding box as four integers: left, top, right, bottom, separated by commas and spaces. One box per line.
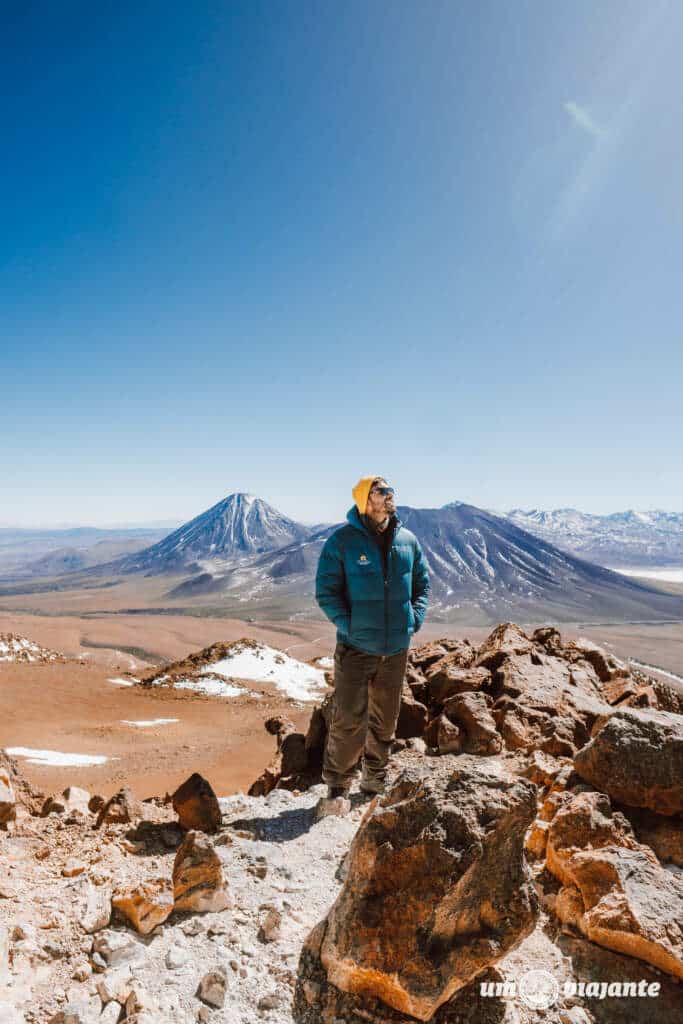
352, 475, 382, 515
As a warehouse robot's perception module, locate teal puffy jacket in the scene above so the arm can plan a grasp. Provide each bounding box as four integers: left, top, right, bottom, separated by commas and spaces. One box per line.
315, 506, 430, 655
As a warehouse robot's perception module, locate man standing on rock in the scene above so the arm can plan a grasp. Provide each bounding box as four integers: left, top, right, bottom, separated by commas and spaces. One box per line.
315, 476, 430, 802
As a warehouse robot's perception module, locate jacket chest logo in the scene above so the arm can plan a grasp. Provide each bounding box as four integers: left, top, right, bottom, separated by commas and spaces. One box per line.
357, 553, 370, 566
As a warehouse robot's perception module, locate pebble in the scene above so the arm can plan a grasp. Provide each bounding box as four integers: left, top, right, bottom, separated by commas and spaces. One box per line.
165, 943, 189, 969
197, 968, 227, 1009
71, 962, 92, 982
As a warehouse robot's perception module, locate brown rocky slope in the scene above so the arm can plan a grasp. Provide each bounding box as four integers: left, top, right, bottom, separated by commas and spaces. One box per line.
0, 622, 681, 1024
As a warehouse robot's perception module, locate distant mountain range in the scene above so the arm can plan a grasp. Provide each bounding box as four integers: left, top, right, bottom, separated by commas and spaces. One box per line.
96, 493, 683, 625
0, 526, 172, 579
503, 508, 683, 568
3, 495, 683, 625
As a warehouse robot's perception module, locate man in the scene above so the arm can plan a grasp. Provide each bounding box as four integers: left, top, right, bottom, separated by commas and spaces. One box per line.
315, 475, 430, 801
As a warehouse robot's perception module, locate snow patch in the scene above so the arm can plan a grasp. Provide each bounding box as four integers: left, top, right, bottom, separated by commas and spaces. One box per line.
202, 641, 328, 702
121, 718, 179, 727
107, 677, 137, 687
174, 677, 245, 698
6, 747, 108, 767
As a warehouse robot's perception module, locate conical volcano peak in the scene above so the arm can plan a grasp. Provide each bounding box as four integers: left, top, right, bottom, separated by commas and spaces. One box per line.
113, 493, 310, 571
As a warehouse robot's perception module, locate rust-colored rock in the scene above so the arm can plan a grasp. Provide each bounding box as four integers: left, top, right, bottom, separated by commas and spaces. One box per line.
301, 759, 538, 1021
409, 638, 476, 674
554, 846, 683, 979
396, 684, 428, 740
96, 786, 142, 828
442, 692, 501, 755
573, 707, 683, 816
172, 773, 221, 833
424, 714, 462, 754
546, 790, 683, 979
621, 806, 683, 868
490, 651, 608, 757
173, 831, 230, 913
0, 765, 16, 824
546, 791, 641, 886
426, 663, 491, 706
475, 622, 534, 671
112, 877, 173, 935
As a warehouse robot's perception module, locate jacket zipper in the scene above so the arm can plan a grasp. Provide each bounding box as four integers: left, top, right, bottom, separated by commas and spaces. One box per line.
355, 513, 400, 655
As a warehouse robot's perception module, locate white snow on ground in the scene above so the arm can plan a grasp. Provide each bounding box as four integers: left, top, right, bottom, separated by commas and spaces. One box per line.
174, 677, 245, 698
0, 635, 61, 663
6, 747, 108, 767
201, 641, 328, 702
315, 656, 333, 668
628, 659, 683, 685
614, 567, 683, 582
107, 677, 137, 687
121, 718, 179, 727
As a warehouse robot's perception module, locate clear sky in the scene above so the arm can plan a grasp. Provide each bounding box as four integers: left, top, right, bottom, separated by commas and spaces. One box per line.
2, 1, 682, 527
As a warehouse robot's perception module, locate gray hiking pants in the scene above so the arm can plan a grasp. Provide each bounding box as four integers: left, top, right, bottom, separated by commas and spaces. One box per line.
322, 640, 409, 789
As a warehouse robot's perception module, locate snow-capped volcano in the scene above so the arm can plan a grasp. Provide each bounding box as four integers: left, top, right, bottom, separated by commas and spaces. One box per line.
503, 507, 683, 568
113, 493, 311, 573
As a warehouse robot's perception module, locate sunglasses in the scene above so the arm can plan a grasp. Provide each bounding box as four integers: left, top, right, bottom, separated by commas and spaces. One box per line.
370, 486, 395, 497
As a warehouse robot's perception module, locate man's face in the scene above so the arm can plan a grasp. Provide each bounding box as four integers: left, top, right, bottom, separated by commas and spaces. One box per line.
365, 478, 396, 523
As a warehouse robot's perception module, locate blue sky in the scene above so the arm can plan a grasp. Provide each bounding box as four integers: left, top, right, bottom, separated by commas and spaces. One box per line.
2, 1, 682, 526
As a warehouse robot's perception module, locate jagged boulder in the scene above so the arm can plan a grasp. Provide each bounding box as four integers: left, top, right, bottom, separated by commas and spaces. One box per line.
546, 790, 683, 980
172, 773, 222, 833
396, 684, 428, 739
409, 638, 476, 674
620, 806, 683, 868
573, 707, 683, 816
0, 765, 16, 824
0, 750, 44, 815
173, 831, 230, 913
545, 791, 641, 885
249, 717, 310, 796
96, 787, 143, 828
112, 877, 174, 935
490, 651, 608, 757
297, 759, 538, 1021
426, 664, 491, 706
442, 692, 502, 755
475, 622, 534, 670
424, 713, 462, 754
555, 846, 683, 980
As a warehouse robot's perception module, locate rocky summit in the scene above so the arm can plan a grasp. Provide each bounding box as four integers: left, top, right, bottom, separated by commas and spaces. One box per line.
1, 622, 682, 1024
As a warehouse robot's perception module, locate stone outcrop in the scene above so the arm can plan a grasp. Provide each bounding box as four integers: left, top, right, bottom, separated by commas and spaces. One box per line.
249, 717, 312, 797
96, 787, 143, 829
546, 790, 683, 980
427, 664, 491, 706
298, 759, 538, 1021
0, 750, 44, 816
573, 707, 683, 815
620, 806, 683, 867
172, 772, 222, 833
0, 764, 16, 824
112, 877, 174, 935
424, 713, 462, 754
442, 692, 502, 754
396, 684, 429, 739
172, 831, 230, 913
554, 845, 683, 979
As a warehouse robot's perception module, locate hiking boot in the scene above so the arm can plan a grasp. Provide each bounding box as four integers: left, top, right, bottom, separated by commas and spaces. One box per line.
316, 786, 351, 820
359, 772, 385, 796
326, 785, 350, 800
